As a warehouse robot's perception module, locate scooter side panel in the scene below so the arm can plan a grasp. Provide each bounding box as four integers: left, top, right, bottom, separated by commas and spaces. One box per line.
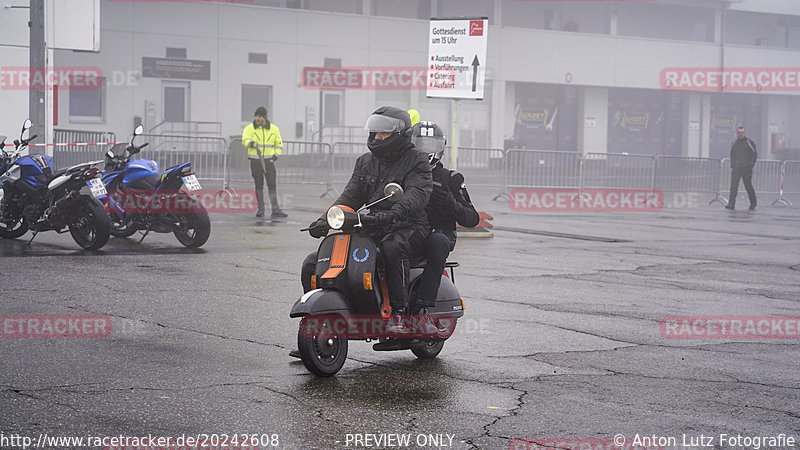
290, 289, 350, 318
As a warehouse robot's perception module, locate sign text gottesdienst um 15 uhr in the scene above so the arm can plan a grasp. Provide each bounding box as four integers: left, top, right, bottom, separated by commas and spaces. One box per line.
427, 18, 488, 100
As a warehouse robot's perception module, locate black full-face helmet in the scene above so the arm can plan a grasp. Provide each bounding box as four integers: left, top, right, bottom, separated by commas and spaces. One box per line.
409, 120, 446, 166
364, 106, 412, 160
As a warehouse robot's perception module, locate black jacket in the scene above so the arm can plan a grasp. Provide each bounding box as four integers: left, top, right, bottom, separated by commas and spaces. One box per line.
334, 143, 432, 237
427, 163, 480, 246
730, 137, 758, 170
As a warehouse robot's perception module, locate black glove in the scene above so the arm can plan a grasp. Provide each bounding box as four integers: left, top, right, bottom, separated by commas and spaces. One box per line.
271, 154, 279, 162
450, 172, 465, 188
431, 186, 457, 212
362, 210, 397, 227
308, 218, 329, 238
248, 141, 257, 149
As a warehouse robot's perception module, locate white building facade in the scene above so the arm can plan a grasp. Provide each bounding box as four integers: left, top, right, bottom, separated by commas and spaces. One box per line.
2, 0, 800, 160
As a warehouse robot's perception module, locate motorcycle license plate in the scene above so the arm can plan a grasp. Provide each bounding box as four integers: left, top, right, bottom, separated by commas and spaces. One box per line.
182, 174, 201, 191
87, 178, 107, 197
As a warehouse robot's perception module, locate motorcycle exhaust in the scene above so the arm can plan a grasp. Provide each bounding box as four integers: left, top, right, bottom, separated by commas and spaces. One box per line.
42, 190, 80, 224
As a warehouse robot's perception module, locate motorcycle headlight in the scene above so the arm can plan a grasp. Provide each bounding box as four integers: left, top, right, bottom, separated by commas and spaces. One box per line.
327, 205, 346, 230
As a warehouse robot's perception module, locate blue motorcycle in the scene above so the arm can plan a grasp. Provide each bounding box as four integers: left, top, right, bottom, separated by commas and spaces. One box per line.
0, 120, 110, 250
101, 125, 210, 248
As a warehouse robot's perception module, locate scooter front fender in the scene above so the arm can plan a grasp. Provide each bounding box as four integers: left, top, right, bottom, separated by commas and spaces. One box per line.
290, 289, 351, 318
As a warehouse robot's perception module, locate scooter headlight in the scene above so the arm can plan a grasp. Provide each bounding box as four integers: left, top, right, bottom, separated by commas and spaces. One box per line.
327, 205, 346, 230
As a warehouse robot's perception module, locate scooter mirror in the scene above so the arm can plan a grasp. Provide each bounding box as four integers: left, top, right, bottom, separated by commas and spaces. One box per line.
384, 182, 404, 202
134, 125, 144, 136
22, 119, 32, 131
106, 150, 115, 159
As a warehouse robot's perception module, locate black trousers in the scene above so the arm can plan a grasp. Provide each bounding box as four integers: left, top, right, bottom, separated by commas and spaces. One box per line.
728, 166, 757, 208
415, 232, 451, 308
301, 228, 426, 312
249, 159, 279, 210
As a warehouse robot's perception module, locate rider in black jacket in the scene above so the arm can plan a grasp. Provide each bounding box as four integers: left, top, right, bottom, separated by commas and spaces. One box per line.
303, 106, 432, 333
410, 121, 479, 314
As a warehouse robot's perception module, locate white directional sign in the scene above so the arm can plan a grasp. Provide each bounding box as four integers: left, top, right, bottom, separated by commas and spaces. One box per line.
427, 18, 488, 100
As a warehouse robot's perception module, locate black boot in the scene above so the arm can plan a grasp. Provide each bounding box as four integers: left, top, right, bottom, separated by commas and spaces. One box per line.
255, 190, 265, 217
269, 189, 287, 218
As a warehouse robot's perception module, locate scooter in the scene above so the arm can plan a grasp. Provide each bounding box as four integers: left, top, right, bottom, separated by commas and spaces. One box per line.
101, 125, 211, 248
290, 183, 465, 377
0, 120, 110, 250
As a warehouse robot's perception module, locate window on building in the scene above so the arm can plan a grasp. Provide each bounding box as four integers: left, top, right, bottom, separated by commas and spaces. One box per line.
501, 0, 609, 34
242, 85, 272, 122
305, 0, 360, 14
249, 53, 268, 64
725, 11, 778, 47
166, 47, 187, 59
618, 3, 714, 42
69, 76, 106, 122
373, 0, 432, 20
438, 0, 491, 23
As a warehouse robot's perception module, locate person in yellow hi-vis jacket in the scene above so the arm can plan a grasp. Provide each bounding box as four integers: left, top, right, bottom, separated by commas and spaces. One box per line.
242, 106, 287, 218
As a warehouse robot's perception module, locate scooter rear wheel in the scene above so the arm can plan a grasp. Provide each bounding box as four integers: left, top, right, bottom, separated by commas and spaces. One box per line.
297, 315, 348, 377
411, 339, 445, 359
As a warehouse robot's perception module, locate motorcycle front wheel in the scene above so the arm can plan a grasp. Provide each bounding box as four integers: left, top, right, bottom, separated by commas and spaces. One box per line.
297, 315, 348, 377
68, 195, 111, 250
0, 216, 28, 239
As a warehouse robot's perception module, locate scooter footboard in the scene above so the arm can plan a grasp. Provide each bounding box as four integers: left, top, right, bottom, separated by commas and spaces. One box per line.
290, 289, 350, 318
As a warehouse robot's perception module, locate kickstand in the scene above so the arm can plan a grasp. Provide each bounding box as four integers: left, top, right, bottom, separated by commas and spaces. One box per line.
27, 230, 38, 245
138, 228, 150, 243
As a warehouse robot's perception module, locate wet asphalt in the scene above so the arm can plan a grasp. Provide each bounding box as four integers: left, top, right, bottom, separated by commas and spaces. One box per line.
0, 185, 798, 449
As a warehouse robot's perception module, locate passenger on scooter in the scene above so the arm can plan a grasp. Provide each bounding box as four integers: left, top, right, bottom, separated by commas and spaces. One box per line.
410, 121, 479, 318
303, 106, 432, 333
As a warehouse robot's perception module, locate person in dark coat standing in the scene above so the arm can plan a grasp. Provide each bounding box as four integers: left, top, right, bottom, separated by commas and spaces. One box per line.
726, 126, 758, 210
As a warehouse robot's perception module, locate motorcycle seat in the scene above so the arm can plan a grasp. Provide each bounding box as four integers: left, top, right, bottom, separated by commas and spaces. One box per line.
126, 174, 161, 190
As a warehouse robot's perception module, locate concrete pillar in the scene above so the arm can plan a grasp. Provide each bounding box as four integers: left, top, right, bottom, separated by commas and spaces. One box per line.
683, 93, 702, 157
700, 94, 711, 158
713, 8, 722, 44
491, 80, 506, 149
579, 87, 608, 154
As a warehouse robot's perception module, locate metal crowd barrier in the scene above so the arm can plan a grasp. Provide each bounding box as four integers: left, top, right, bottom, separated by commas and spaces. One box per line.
773, 160, 800, 206
654, 156, 719, 194
504, 149, 582, 190
51, 129, 117, 169
228, 139, 334, 196
450, 147, 506, 191
716, 158, 784, 207
581, 153, 655, 190
138, 134, 228, 190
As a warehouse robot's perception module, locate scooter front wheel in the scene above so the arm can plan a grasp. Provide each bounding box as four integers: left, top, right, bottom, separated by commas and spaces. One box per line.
297, 315, 348, 377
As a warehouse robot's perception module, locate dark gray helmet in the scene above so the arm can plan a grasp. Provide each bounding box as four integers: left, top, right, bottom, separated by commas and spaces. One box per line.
409, 120, 446, 166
